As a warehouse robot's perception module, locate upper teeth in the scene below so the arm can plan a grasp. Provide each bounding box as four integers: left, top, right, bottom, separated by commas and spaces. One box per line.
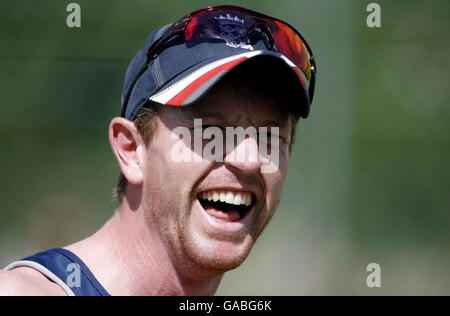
199, 190, 252, 206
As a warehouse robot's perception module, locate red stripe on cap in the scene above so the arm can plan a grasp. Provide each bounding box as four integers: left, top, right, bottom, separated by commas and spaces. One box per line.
167, 56, 248, 105
291, 66, 306, 85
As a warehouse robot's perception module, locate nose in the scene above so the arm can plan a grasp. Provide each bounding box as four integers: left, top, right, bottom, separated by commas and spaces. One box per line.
224, 135, 261, 174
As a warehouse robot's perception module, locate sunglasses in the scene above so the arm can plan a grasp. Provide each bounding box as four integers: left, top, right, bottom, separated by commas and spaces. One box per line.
122, 5, 316, 117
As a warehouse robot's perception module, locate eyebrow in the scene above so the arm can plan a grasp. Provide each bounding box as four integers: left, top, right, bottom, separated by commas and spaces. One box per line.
260, 119, 289, 128
187, 110, 289, 128
197, 111, 227, 121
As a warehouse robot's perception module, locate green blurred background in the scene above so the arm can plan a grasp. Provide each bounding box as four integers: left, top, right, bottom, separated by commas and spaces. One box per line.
0, 0, 449, 295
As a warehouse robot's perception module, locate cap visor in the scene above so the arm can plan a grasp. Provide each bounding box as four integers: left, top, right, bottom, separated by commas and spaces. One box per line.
149, 50, 310, 118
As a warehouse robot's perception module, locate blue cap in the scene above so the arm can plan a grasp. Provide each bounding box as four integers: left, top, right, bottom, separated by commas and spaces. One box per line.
121, 23, 310, 120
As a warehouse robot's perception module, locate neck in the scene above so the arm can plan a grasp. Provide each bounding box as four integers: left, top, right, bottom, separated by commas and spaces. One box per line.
65, 201, 222, 296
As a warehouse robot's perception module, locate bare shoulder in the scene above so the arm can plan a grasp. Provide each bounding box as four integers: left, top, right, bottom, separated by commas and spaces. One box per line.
0, 267, 66, 296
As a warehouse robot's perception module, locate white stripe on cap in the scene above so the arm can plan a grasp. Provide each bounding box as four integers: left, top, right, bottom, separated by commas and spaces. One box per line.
149, 50, 262, 104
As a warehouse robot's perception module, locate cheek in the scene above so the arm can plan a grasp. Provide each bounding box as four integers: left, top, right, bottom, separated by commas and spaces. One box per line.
143, 132, 213, 205
263, 153, 289, 209
141, 141, 207, 237
279, 143, 290, 169
266, 173, 286, 202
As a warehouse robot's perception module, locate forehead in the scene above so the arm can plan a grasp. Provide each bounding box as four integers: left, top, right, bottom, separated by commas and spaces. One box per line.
165, 73, 292, 127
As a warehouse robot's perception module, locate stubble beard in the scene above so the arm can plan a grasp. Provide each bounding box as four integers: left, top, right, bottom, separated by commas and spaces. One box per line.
142, 180, 276, 279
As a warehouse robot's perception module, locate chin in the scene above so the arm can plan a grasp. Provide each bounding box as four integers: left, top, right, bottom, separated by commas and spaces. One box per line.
180, 232, 255, 275
175, 195, 270, 276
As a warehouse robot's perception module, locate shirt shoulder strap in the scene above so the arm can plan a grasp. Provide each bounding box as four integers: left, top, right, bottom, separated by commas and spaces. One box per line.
4, 248, 110, 296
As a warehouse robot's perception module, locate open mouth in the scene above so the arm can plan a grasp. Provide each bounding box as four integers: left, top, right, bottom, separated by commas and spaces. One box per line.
197, 190, 254, 222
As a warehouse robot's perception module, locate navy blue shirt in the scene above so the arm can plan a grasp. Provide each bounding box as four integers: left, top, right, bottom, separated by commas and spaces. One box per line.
20, 248, 110, 296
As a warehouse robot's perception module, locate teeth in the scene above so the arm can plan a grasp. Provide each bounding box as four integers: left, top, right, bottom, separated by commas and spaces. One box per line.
233, 193, 242, 205
226, 192, 234, 204
212, 191, 219, 202
199, 190, 253, 206
244, 193, 251, 206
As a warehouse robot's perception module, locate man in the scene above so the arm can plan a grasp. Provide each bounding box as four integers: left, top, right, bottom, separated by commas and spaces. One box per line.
0, 5, 316, 295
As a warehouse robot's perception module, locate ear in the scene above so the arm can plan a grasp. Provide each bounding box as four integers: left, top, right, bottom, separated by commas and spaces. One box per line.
109, 117, 145, 185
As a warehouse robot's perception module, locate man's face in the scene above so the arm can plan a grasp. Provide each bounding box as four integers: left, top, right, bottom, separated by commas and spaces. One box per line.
139, 77, 293, 276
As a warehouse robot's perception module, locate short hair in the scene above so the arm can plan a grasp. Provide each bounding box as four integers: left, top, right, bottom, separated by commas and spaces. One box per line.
114, 57, 304, 203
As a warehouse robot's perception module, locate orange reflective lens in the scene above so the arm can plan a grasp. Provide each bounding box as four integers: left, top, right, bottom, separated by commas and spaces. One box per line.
271, 20, 311, 79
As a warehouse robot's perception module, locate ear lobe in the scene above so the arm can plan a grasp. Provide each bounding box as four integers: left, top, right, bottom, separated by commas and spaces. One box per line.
109, 117, 144, 185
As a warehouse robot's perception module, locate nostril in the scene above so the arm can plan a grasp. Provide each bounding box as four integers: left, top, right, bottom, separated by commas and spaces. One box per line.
224, 151, 261, 175
224, 158, 262, 174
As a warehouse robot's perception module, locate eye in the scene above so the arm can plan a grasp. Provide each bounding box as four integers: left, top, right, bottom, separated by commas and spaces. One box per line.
189, 124, 221, 131
258, 130, 289, 145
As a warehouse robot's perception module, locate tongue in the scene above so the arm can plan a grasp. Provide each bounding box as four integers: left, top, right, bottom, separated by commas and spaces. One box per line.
205, 205, 241, 221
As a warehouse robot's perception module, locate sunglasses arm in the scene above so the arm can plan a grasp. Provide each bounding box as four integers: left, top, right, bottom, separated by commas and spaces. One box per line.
146, 20, 190, 63
308, 56, 316, 103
